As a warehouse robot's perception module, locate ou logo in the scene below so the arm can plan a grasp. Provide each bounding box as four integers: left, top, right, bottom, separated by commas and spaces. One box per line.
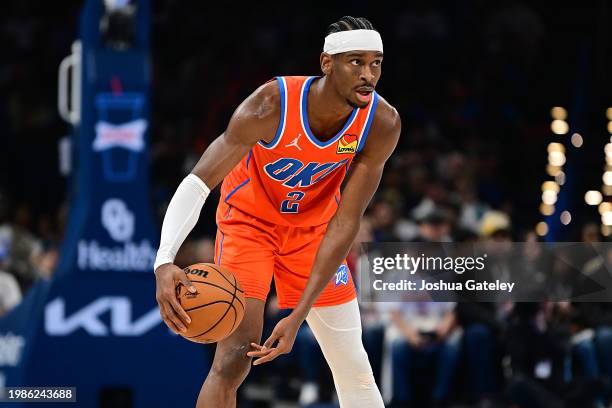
101, 198, 134, 242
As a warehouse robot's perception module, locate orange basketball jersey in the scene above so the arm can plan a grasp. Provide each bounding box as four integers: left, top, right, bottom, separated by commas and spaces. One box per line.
219, 76, 379, 227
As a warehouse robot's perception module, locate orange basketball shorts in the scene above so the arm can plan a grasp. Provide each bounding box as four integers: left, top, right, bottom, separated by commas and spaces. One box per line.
214, 201, 356, 309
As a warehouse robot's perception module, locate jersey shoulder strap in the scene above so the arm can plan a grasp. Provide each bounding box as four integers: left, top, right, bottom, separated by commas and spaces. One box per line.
258, 76, 308, 149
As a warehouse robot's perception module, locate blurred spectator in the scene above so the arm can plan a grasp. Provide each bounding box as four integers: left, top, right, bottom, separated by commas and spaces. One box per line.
569, 246, 612, 405
504, 301, 605, 408
455, 176, 489, 233
370, 201, 401, 242
412, 207, 453, 242
479, 210, 511, 239
389, 301, 460, 406
411, 182, 449, 223
0, 268, 22, 317
0, 205, 42, 291
33, 247, 59, 281
455, 302, 500, 405
0, 222, 21, 316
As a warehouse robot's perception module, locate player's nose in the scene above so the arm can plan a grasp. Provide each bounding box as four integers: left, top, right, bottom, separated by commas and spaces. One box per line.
359, 65, 375, 84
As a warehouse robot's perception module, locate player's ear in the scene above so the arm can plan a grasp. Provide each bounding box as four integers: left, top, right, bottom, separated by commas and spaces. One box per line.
320, 52, 332, 76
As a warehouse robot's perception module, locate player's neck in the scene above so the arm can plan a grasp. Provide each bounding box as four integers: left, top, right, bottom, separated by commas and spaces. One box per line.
309, 76, 354, 123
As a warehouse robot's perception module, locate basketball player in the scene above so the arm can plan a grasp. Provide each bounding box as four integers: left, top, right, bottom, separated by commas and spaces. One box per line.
154, 16, 400, 407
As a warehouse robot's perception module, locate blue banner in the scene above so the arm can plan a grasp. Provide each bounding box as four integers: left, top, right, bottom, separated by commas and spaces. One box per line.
0, 1, 211, 406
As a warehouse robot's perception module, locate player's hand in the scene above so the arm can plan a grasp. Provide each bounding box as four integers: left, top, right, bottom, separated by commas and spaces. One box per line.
247, 314, 302, 365
155, 263, 196, 335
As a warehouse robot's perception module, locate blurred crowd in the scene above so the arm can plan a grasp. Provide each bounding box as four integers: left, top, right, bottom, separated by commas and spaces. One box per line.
213, 213, 612, 408
0, 1, 77, 315
1, 1, 612, 407
349, 210, 612, 408
0, 203, 61, 316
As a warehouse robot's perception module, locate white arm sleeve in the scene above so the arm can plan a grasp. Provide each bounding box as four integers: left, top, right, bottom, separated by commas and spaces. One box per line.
154, 174, 210, 272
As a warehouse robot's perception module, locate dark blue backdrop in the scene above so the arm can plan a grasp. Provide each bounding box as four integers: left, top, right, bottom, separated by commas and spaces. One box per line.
0, 1, 211, 406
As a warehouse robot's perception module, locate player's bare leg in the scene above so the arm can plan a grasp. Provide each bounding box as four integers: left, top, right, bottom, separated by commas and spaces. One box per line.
196, 298, 265, 408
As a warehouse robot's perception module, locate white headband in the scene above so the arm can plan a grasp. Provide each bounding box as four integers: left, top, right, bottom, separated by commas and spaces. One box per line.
323, 29, 383, 55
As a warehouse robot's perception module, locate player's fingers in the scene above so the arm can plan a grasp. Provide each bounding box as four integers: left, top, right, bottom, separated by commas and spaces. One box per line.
262, 333, 279, 349
246, 349, 272, 358
246, 346, 273, 358
159, 304, 181, 334
246, 342, 266, 355
162, 301, 187, 332
168, 295, 191, 326
176, 271, 197, 293
274, 338, 290, 354
253, 348, 281, 365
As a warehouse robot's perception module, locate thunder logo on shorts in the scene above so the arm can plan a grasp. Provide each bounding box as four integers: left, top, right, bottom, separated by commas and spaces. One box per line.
219, 76, 379, 227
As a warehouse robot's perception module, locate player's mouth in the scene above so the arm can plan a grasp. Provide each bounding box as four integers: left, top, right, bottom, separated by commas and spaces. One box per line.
355, 88, 373, 103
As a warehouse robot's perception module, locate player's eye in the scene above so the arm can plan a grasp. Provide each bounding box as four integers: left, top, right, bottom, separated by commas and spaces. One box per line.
372, 60, 382, 67
350, 59, 360, 66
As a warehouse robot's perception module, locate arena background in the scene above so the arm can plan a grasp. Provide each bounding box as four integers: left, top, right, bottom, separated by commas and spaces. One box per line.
1, 1, 612, 407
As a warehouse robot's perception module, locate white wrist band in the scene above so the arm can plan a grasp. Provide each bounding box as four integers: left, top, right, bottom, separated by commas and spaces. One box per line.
154, 174, 210, 272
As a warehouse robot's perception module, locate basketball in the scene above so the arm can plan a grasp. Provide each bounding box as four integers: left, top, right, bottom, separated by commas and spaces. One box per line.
176, 263, 245, 343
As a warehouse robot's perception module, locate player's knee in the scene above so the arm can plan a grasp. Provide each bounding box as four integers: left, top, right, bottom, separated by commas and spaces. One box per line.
340, 344, 369, 370
353, 369, 377, 390
336, 363, 377, 393
339, 358, 377, 391
209, 343, 253, 389
329, 344, 375, 386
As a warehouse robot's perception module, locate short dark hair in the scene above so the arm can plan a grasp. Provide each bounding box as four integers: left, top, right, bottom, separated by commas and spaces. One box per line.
326, 16, 376, 36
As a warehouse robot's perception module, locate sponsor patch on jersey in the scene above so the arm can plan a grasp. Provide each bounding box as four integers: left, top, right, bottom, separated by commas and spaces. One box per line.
336, 133, 358, 154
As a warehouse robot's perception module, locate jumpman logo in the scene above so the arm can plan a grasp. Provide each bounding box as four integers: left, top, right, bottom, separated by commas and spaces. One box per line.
285, 134, 303, 151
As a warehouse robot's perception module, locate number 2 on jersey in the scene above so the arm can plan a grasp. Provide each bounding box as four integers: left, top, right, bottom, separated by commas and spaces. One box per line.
280, 191, 305, 213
